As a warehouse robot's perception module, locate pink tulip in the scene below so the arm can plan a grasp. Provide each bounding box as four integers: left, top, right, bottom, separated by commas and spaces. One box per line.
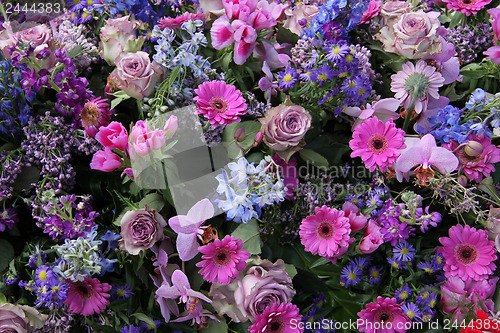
95, 121, 129, 151
90, 149, 122, 172
359, 220, 384, 254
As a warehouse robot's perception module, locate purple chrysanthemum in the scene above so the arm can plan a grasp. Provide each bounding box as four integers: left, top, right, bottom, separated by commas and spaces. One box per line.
278, 67, 299, 90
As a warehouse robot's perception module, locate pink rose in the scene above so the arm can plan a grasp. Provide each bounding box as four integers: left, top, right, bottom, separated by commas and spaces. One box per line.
95, 121, 129, 151
342, 202, 368, 231
259, 100, 312, 156
359, 220, 384, 253
112, 51, 163, 100
99, 15, 145, 65
119, 209, 167, 255
0, 303, 47, 333
90, 149, 122, 172
378, 0, 413, 26
209, 257, 295, 323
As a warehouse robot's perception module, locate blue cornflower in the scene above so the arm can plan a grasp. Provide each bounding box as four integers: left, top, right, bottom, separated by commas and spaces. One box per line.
277, 67, 298, 90
367, 266, 382, 285
401, 302, 423, 322
393, 240, 416, 263
395, 284, 412, 302
310, 65, 334, 86
340, 263, 362, 287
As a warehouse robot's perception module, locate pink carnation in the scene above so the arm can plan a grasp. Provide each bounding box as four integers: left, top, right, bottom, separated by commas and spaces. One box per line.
349, 117, 406, 173
158, 12, 205, 30
439, 224, 497, 283
299, 206, 352, 258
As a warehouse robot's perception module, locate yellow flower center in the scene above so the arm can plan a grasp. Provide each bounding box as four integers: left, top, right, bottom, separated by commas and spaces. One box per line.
371, 270, 379, 278
117, 289, 127, 296
346, 54, 354, 63
317, 73, 328, 81
283, 74, 293, 82
399, 291, 408, 299
39, 271, 47, 281
348, 272, 357, 280
407, 311, 415, 319
332, 47, 341, 54
401, 248, 409, 255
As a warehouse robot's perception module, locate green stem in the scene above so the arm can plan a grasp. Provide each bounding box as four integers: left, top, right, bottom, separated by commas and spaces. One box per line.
402, 97, 416, 133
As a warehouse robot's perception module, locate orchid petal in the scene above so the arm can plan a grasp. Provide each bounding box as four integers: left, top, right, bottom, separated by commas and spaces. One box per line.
395, 147, 424, 173
428, 147, 459, 174
177, 233, 199, 262
185, 199, 215, 226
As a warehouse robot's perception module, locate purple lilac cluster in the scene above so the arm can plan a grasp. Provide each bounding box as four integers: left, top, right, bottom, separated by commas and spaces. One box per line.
0, 207, 19, 232
21, 112, 77, 193
445, 23, 492, 65
0, 151, 24, 199
37, 194, 99, 239
0, 60, 34, 141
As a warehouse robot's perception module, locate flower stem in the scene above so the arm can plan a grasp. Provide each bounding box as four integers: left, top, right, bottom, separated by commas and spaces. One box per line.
402, 97, 416, 133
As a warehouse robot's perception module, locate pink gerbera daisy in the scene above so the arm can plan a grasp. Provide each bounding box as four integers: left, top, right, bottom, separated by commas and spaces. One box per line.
64, 277, 112, 316
299, 206, 352, 258
349, 117, 406, 173
357, 296, 411, 333
442, 0, 491, 16
196, 235, 250, 284
80, 96, 111, 138
158, 12, 205, 30
194, 81, 247, 126
444, 134, 500, 183
391, 60, 444, 115
438, 224, 497, 283
248, 302, 303, 333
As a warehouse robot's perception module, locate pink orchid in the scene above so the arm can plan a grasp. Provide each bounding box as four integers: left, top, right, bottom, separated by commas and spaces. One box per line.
489, 7, 500, 43
258, 61, 278, 104
343, 98, 400, 128
395, 134, 459, 184
168, 199, 215, 261
156, 270, 211, 308
422, 40, 460, 85
484, 46, 500, 64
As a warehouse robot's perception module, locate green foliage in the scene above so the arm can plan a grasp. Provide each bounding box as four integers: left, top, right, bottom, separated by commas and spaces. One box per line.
231, 219, 262, 254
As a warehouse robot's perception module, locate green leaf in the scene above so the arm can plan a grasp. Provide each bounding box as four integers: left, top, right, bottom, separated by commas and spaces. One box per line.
222, 121, 262, 159
285, 264, 297, 279
200, 318, 228, 333
231, 219, 262, 255
131, 313, 157, 329
449, 11, 464, 29
0, 239, 14, 272
11, 166, 40, 191
299, 149, 329, 168
67, 45, 83, 59
137, 192, 165, 212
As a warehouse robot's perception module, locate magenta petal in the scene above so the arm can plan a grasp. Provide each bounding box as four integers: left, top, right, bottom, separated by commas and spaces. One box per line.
176, 233, 199, 262
233, 40, 256, 65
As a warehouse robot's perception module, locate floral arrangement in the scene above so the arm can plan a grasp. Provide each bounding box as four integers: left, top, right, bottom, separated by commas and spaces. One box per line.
1, 0, 500, 332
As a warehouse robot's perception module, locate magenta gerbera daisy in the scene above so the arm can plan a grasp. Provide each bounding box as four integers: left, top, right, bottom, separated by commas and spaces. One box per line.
194, 80, 247, 126
196, 235, 250, 284
357, 296, 411, 333
391, 60, 444, 114
438, 224, 497, 283
442, 0, 491, 15
444, 134, 500, 183
64, 277, 112, 316
248, 302, 303, 333
299, 206, 352, 258
349, 117, 406, 173
80, 96, 111, 137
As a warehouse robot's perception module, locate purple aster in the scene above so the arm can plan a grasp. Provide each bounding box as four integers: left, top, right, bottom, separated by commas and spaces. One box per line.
416, 289, 437, 309
0, 207, 18, 232
325, 42, 350, 62
120, 326, 142, 333
366, 194, 383, 208
28, 245, 47, 268
34, 265, 55, 286
139, 319, 162, 331
111, 284, 134, 300
340, 263, 362, 287
277, 67, 298, 90
346, 194, 365, 208
368, 266, 383, 285
395, 284, 412, 302
35, 275, 68, 308
431, 252, 444, 269
299, 70, 312, 82
401, 302, 423, 322
393, 240, 416, 263
416, 261, 438, 274
353, 256, 372, 273
387, 256, 408, 270
311, 65, 334, 86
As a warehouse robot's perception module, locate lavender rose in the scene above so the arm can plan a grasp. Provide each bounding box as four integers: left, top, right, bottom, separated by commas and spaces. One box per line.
377, 10, 444, 59
0, 303, 47, 333
259, 99, 312, 154
99, 15, 145, 65
209, 257, 295, 322
119, 209, 167, 255
378, 0, 413, 26
112, 51, 164, 100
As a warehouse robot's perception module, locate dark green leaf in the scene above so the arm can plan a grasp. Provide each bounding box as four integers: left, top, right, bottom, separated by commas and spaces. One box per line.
68, 45, 83, 59
299, 149, 329, 168
0, 240, 14, 272
231, 219, 262, 254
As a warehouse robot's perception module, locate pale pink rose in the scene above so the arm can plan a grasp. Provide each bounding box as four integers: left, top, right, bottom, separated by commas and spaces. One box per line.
95, 121, 129, 151
342, 201, 369, 232
377, 10, 443, 59
198, 0, 225, 19
90, 149, 122, 172
113, 51, 163, 100
379, 0, 413, 26
99, 15, 145, 65
119, 209, 167, 255
0, 303, 47, 333
359, 220, 384, 253
360, 0, 382, 24
283, 5, 319, 36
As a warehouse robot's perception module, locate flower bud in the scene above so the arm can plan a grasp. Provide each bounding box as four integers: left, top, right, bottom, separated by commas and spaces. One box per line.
457, 175, 468, 187
464, 140, 483, 157
234, 128, 246, 142
254, 131, 264, 144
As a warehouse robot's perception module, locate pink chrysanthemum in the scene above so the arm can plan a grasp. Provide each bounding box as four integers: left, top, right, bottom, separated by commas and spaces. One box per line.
158, 12, 205, 30
438, 224, 497, 283
391, 60, 444, 114
196, 235, 250, 284
349, 117, 406, 173
444, 134, 500, 183
248, 302, 303, 333
64, 277, 112, 316
80, 96, 111, 138
299, 206, 352, 258
442, 0, 491, 16
357, 296, 411, 333
194, 80, 247, 126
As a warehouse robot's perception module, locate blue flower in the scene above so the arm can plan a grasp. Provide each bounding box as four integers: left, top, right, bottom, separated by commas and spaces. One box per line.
393, 240, 416, 263
395, 284, 412, 302
340, 262, 362, 287
277, 67, 298, 90
401, 302, 423, 322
